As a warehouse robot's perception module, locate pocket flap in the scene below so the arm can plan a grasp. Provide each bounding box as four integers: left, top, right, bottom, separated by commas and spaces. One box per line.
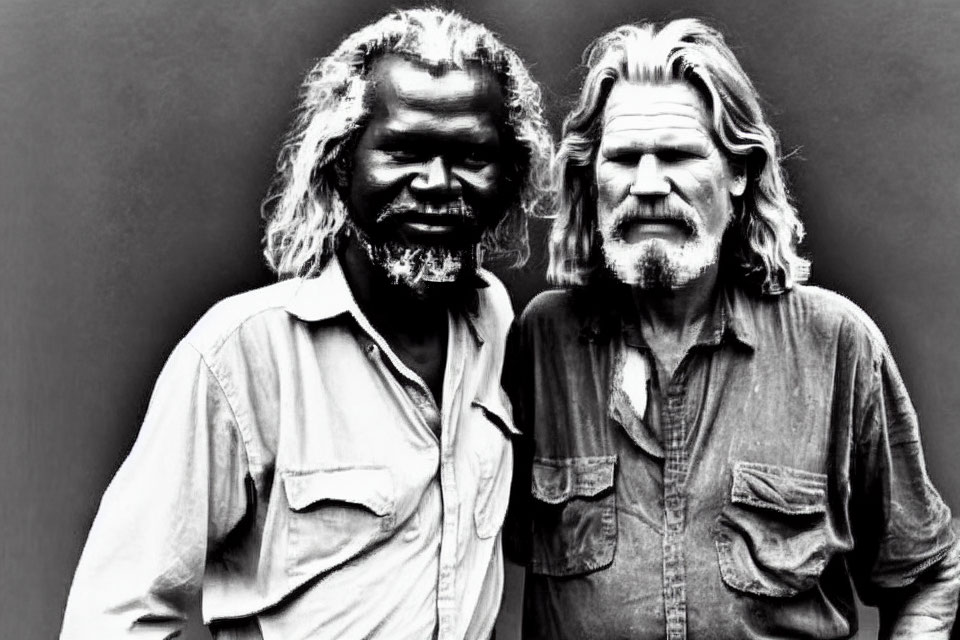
731, 461, 827, 515
472, 398, 521, 438
282, 467, 394, 516
531, 456, 616, 504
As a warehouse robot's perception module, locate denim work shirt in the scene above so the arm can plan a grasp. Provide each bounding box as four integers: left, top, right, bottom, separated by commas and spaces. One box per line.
504, 282, 959, 639
61, 257, 518, 640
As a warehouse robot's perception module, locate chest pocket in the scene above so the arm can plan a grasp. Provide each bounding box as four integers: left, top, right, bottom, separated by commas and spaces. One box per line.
281, 466, 396, 577
714, 461, 830, 597
529, 456, 617, 577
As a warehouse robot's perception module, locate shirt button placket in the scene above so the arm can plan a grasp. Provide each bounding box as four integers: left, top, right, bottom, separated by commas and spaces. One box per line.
437, 444, 459, 639
662, 383, 689, 640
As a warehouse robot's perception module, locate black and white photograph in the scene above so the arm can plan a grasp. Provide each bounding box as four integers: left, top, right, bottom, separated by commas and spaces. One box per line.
2, 0, 959, 638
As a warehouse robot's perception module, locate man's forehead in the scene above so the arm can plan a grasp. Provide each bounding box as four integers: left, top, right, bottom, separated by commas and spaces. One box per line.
369, 56, 503, 115
602, 81, 712, 138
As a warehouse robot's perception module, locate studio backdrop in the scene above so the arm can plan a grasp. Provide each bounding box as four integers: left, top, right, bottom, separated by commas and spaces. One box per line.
2, 0, 958, 638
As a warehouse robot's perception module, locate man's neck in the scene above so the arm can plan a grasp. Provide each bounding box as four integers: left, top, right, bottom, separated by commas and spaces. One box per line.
337, 239, 453, 404
629, 264, 721, 384
338, 240, 449, 339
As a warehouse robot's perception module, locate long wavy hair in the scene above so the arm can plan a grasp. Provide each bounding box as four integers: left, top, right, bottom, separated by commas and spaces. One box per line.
262, 8, 553, 279
548, 19, 809, 295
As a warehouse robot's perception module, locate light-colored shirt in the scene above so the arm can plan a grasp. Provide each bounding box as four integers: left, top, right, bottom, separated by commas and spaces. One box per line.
61, 258, 518, 640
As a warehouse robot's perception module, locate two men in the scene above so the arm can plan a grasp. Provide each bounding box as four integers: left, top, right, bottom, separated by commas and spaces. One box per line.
506, 19, 959, 639
61, 9, 551, 638
63, 8, 958, 639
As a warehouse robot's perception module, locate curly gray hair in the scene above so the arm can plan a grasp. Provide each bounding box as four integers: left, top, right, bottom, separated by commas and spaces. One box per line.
262, 7, 553, 278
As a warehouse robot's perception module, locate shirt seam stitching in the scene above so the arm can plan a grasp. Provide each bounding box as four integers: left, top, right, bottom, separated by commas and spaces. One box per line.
185, 341, 259, 472
201, 301, 297, 357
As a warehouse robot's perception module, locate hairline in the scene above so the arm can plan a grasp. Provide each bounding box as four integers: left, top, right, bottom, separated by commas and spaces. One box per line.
262, 8, 552, 278
547, 19, 807, 293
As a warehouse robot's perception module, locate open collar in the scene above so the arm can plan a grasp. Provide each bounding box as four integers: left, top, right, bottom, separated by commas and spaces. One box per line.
578, 280, 757, 352
283, 256, 487, 346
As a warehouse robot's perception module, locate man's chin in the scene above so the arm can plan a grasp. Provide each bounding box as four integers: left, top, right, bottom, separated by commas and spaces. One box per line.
397, 276, 470, 304
602, 240, 714, 290
376, 244, 480, 301
347, 221, 483, 302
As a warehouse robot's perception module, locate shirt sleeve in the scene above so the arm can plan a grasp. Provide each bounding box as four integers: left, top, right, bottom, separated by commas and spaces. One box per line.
851, 346, 960, 637
501, 317, 534, 565
60, 340, 250, 638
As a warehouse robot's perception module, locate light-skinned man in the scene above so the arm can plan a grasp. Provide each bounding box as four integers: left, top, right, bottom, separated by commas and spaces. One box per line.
506, 19, 959, 639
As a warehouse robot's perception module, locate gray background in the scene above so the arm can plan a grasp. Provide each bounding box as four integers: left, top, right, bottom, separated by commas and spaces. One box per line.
2, 0, 958, 637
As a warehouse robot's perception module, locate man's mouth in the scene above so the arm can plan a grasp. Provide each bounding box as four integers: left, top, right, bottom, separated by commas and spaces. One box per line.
399, 213, 472, 236
376, 201, 472, 223
377, 202, 479, 245
346, 218, 480, 292
615, 216, 694, 242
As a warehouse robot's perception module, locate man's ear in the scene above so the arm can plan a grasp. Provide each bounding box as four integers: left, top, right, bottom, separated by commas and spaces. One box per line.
332, 126, 366, 197
728, 160, 747, 198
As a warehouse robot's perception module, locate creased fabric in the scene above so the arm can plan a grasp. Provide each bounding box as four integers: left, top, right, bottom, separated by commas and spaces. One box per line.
505, 282, 959, 639
62, 258, 517, 640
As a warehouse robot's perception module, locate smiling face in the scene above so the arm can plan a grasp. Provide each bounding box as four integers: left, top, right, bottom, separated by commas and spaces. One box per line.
346, 56, 507, 293
595, 80, 745, 289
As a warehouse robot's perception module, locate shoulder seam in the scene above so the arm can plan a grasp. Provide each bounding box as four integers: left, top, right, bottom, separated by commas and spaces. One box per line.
184, 280, 302, 357
183, 340, 260, 471
198, 302, 291, 357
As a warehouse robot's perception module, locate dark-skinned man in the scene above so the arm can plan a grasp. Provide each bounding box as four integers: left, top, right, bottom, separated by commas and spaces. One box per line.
62, 9, 551, 639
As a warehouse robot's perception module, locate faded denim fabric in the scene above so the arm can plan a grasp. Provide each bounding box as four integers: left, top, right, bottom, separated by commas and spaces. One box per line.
505, 282, 960, 639
61, 257, 517, 640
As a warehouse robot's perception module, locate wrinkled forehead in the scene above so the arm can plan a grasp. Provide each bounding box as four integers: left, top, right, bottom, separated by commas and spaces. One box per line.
601, 80, 713, 141
367, 55, 505, 117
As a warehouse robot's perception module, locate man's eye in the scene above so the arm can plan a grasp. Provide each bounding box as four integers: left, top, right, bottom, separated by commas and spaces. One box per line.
385, 149, 423, 163
606, 152, 639, 166
658, 149, 699, 162
459, 149, 494, 169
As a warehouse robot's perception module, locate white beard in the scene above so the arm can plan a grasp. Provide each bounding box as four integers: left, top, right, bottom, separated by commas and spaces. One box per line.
373, 242, 472, 286
601, 232, 722, 289
598, 195, 728, 289
348, 221, 477, 296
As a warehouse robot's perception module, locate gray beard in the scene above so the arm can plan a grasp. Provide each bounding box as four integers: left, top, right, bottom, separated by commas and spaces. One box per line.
601, 236, 720, 289
631, 245, 677, 289
598, 198, 723, 289
347, 221, 479, 296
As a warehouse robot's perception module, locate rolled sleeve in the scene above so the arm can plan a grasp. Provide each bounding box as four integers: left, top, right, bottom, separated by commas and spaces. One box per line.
854, 348, 959, 636
60, 341, 249, 639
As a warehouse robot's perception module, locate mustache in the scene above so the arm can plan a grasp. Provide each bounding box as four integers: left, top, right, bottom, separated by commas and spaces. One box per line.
375, 198, 476, 227
606, 198, 700, 238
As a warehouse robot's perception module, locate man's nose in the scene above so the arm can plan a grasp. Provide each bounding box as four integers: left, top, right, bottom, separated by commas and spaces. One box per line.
628, 155, 670, 196
410, 156, 461, 199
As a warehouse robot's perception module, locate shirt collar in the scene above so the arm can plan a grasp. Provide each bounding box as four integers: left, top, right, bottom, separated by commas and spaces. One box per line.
578, 279, 756, 352
696, 286, 756, 351
283, 256, 486, 346
717, 286, 757, 350
283, 256, 355, 323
